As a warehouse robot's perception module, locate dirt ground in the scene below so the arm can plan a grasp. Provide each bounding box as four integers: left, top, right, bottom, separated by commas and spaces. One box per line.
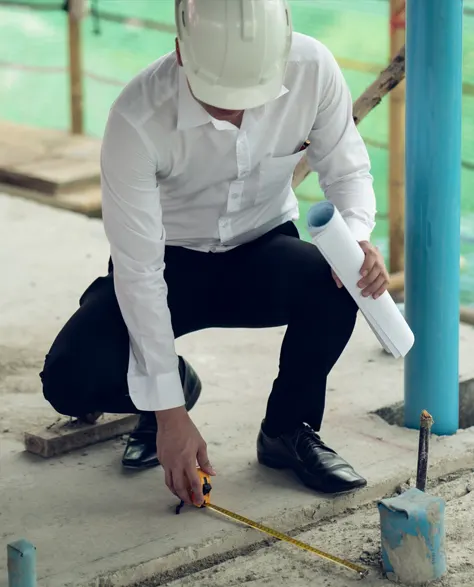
138, 472, 474, 587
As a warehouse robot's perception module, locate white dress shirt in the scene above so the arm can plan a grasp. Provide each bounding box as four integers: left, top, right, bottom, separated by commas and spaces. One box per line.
100, 32, 376, 412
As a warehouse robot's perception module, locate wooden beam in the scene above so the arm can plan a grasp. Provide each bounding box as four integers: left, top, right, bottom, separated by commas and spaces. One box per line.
388, 0, 406, 273
67, 0, 85, 134
388, 270, 405, 293
24, 414, 138, 458
292, 45, 406, 189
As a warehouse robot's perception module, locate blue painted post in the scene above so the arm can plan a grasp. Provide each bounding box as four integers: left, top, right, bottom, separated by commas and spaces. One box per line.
7, 540, 37, 587
404, 0, 463, 434
378, 488, 446, 584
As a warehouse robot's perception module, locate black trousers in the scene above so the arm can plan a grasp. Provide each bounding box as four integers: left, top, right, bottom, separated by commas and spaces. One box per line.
40, 222, 358, 434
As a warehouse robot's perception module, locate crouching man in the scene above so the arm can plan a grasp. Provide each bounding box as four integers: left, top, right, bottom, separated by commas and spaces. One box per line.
41, 0, 387, 506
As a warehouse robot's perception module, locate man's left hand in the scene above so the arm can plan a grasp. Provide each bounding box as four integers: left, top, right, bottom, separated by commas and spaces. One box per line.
356, 241, 389, 299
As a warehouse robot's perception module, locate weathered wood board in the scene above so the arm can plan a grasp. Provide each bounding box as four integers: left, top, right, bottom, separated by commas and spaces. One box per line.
24, 414, 139, 458
0, 120, 101, 197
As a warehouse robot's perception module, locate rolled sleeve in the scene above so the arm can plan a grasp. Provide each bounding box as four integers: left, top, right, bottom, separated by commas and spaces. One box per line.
101, 109, 184, 411
127, 369, 184, 412
307, 44, 377, 241
344, 217, 373, 243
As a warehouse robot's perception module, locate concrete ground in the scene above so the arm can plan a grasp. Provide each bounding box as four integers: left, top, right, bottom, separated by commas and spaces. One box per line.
154, 471, 474, 587
1, 193, 474, 587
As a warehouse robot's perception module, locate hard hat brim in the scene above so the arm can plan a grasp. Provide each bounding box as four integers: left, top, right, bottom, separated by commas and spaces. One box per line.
186, 69, 287, 111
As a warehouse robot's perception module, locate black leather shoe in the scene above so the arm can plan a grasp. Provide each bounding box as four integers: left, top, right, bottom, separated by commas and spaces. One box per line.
257, 422, 367, 494
122, 356, 202, 470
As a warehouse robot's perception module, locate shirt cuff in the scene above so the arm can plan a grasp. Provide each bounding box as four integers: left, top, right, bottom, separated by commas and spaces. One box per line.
127, 368, 185, 411
344, 217, 372, 242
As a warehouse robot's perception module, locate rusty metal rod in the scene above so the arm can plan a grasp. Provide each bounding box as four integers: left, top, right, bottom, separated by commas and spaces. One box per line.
416, 410, 434, 492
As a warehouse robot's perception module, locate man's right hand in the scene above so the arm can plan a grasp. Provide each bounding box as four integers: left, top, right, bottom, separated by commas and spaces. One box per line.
155, 406, 216, 505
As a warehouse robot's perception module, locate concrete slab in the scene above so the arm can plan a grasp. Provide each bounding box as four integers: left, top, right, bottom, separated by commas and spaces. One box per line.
1, 193, 474, 587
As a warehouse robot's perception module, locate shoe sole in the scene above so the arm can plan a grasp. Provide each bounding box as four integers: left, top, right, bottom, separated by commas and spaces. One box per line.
122, 458, 160, 470
257, 452, 367, 496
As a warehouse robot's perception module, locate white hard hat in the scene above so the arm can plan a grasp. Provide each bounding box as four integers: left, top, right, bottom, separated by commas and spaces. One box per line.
175, 0, 292, 110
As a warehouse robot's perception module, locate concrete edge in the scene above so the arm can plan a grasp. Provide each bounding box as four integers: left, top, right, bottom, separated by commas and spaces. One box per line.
373, 375, 474, 429
55, 448, 474, 587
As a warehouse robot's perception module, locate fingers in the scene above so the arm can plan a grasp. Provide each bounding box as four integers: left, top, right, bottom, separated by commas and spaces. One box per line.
373, 277, 389, 298
358, 241, 377, 282
359, 264, 380, 292
197, 443, 216, 476
361, 273, 388, 298
172, 467, 195, 505
356, 241, 389, 299
188, 466, 205, 505
164, 465, 204, 506
157, 417, 212, 506
165, 467, 176, 497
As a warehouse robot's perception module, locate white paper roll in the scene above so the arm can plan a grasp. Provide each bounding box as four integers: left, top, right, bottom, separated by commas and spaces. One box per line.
307, 201, 414, 358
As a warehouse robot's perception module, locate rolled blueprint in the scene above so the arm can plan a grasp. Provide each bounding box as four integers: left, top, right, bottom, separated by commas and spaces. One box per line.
307, 201, 414, 358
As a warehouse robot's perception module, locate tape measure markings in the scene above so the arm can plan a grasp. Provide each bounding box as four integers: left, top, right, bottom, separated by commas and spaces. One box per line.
205, 502, 369, 577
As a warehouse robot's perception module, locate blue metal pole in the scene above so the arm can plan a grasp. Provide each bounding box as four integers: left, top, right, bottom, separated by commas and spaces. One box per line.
404, 0, 463, 434
7, 540, 37, 587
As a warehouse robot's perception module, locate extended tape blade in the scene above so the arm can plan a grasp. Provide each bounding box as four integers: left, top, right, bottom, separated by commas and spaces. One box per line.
205, 502, 368, 578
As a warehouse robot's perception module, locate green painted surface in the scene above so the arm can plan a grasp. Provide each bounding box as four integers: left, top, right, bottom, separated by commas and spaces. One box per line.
0, 0, 473, 304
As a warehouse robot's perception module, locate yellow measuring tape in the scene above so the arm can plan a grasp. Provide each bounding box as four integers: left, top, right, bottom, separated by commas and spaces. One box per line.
176, 469, 369, 578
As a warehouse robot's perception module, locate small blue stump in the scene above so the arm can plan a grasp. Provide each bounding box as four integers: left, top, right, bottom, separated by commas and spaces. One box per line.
378, 488, 446, 585
7, 539, 37, 587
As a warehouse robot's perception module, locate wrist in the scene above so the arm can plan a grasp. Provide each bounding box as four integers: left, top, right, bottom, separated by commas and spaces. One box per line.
155, 405, 187, 425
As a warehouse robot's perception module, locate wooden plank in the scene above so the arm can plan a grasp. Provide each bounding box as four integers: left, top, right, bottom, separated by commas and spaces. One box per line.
0, 122, 72, 167
0, 121, 100, 162
54, 186, 102, 216
0, 182, 102, 217
0, 121, 101, 195
0, 157, 100, 195
24, 414, 139, 458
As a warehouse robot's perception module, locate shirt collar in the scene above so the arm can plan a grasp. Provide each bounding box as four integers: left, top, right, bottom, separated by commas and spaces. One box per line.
177, 67, 212, 131
250, 85, 289, 124
177, 66, 289, 131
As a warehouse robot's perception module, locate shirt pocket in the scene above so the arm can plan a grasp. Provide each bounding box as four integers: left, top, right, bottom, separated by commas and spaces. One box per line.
257, 151, 305, 205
